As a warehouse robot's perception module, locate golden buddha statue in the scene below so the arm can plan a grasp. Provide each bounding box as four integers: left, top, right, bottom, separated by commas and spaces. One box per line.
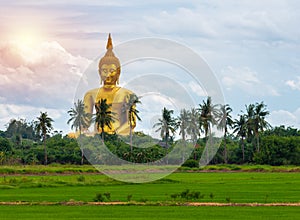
83, 34, 136, 136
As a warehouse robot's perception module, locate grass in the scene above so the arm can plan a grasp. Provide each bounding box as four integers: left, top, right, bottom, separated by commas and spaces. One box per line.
0, 172, 299, 203
0, 165, 98, 174
0, 164, 299, 175
0, 205, 299, 220
0, 165, 299, 219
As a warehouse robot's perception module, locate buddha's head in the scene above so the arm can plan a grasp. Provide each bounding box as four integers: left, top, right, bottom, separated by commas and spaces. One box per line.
98, 34, 121, 86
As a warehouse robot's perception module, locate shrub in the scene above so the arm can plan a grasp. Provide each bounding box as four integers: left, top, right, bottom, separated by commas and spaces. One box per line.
182, 159, 199, 168
93, 193, 104, 202
127, 194, 132, 201
77, 175, 85, 182
104, 192, 111, 201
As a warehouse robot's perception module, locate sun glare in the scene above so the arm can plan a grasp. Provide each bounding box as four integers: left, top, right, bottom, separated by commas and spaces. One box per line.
10, 28, 46, 63
15, 30, 43, 47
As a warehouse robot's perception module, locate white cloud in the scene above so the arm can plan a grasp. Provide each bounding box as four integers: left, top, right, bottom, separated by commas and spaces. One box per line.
0, 103, 67, 131
0, 40, 92, 131
0, 41, 91, 108
221, 66, 280, 96
141, 1, 300, 42
268, 108, 300, 128
144, 7, 217, 37
286, 76, 300, 91
188, 81, 207, 97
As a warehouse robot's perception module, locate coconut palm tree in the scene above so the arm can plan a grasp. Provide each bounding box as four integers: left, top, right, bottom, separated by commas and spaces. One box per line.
244, 102, 270, 152
67, 99, 91, 134
186, 108, 201, 144
217, 104, 234, 163
123, 94, 142, 152
177, 109, 189, 142
253, 102, 270, 152
244, 103, 255, 139
36, 112, 53, 165
153, 107, 177, 147
177, 109, 190, 162
198, 97, 218, 163
67, 99, 92, 164
233, 114, 247, 162
198, 97, 219, 139
94, 99, 116, 141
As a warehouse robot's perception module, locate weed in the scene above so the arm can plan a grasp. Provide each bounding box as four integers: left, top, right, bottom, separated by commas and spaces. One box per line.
180, 189, 190, 199
93, 193, 104, 202
264, 194, 269, 203
104, 192, 111, 201
77, 176, 85, 182
9, 178, 17, 184
170, 193, 179, 200
127, 194, 132, 202
139, 198, 148, 203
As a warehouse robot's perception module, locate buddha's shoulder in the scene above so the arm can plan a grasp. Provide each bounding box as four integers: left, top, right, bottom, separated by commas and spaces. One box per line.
117, 87, 134, 95
84, 88, 99, 98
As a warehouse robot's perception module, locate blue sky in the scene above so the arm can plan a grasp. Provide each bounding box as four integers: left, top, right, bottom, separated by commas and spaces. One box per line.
0, 0, 300, 133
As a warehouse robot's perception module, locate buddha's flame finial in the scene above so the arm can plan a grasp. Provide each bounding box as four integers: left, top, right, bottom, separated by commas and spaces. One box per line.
106, 33, 113, 50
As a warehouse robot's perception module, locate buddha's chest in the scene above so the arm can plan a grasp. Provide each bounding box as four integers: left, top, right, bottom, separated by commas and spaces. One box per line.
95, 88, 126, 104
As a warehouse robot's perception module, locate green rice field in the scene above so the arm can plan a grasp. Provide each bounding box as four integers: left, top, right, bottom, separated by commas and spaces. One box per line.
0, 205, 299, 220
0, 165, 299, 219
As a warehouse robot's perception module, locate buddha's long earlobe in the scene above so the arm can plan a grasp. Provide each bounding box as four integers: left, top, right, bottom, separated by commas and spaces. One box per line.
100, 79, 103, 84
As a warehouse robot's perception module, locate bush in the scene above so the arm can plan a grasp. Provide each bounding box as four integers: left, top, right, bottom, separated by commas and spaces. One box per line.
93, 193, 104, 202
182, 159, 199, 168
127, 194, 132, 201
77, 176, 85, 182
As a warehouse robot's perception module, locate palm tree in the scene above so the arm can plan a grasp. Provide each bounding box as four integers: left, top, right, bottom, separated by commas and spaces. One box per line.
177, 109, 189, 142
253, 102, 270, 152
198, 97, 218, 163
94, 99, 116, 141
217, 104, 234, 163
244, 102, 270, 152
177, 109, 190, 162
67, 99, 92, 164
36, 112, 53, 165
186, 108, 201, 145
198, 97, 218, 139
244, 103, 255, 140
153, 107, 177, 147
67, 99, 91, 134
233, 114, 247, 162
124, 94, 142, 152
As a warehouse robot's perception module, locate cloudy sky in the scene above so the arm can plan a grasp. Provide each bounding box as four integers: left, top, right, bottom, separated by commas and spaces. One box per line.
1, 0, 300, 133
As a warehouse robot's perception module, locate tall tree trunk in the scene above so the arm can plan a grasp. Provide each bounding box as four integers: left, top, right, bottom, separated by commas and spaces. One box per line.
79, 128, 84, 165
81, 149, 84, 165
256, 133, 260, 152
130, 125, 133, 153
205, 131, 209, 164
182, 131, 186, 163
209, 127, 213, 164
165, 132, 169, 164
224, 131, 227, 164
101, 126, 104, 142
241, 137, 245, 162
43, 134, 47, 165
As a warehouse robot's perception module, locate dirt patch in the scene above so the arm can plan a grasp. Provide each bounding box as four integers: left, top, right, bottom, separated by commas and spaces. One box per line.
0, 201, 299, 207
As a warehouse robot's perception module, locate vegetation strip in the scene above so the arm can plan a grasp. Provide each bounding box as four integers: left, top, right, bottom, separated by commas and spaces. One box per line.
0, 165, 299, 175
0, 201, 299, 207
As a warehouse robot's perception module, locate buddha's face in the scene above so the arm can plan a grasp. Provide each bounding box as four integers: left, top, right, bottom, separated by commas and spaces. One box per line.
100, 64, 119, 86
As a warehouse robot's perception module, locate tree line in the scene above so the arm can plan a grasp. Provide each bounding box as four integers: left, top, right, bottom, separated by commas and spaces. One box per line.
0, 96, 299, 166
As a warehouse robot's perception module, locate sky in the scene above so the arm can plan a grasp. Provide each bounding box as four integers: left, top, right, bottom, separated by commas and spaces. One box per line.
0, 0, 300, 134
